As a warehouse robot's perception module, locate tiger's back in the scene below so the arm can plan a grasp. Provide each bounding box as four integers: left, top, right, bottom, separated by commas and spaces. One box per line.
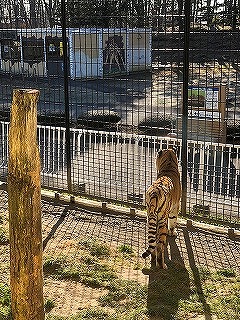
142, 148, 181, 269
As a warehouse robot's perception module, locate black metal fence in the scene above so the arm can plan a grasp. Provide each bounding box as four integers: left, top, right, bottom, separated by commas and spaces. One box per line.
0, 0, 240, 227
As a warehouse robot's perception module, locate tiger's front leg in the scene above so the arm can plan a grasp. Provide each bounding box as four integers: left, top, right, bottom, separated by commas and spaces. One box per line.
168, 203, 179, 237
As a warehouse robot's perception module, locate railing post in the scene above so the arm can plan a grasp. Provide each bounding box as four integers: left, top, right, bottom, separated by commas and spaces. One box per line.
61, 0, 72, 193
8, 89, 44, 320
181, 0, 191, 215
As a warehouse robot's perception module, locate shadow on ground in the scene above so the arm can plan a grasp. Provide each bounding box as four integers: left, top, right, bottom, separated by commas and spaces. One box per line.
142, 236, 190, 320
142, 230, 232, 320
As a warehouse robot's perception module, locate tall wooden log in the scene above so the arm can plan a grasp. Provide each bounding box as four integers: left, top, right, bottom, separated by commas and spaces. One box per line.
8, 89, 44, 320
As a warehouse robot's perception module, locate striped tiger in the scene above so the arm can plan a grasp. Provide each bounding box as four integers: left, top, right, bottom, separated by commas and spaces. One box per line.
142, 147, 181, 269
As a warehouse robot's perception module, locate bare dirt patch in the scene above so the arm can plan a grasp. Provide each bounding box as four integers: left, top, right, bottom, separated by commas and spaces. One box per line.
44, 278, 108, 317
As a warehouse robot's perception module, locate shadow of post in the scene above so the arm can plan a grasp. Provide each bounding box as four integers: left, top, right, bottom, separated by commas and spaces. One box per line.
183, 227, 212, 320
43, 206, 69, 250
143, 235, 190, 319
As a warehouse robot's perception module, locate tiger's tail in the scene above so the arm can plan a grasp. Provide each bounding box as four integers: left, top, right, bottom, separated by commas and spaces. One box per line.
142, 195, 158, 259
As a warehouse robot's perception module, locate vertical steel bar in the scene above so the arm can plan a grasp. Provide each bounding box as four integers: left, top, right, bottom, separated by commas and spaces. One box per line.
181, 0, 191, 215
57, 128, 61, 172
61, 0, 72, 193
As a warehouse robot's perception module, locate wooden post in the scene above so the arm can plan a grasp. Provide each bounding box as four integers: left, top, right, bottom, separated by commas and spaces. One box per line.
8, 89, 44, 320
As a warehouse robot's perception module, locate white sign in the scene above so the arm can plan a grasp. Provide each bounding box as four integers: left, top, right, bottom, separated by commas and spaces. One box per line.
188, 110, 221, 119
205, 88, 219, 109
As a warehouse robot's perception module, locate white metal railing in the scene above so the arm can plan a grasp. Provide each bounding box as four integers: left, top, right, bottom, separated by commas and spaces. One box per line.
1, 121, 240, 223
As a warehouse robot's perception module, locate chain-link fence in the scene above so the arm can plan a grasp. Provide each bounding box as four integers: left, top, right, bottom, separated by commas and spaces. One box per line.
0, 0, 240, 227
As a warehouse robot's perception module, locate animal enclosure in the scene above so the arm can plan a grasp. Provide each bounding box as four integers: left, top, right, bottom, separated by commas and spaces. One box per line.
0, 1, 240, 226
0, 0, 240, 319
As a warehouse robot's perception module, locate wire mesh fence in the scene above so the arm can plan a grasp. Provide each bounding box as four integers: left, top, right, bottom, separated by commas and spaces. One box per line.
0, 0, 240, 227
0, 188, 239, 319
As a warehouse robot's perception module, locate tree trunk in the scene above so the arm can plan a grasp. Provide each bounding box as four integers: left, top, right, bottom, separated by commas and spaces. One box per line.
8, 89, 44, 320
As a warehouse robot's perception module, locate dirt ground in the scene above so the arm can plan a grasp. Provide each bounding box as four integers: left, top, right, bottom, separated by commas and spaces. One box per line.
0, 189, 240, 319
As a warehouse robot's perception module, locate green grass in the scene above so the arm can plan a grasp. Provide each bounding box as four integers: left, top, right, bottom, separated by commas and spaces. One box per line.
46, 307, 116, 320
1, 261, 240, 320
177, 267, 240, 320
43, 253, 117, 288
216, 268, 236, 278
1, 234, 239, 320
78, 239, 111, 258
0, 283, 11, 320
45, 299, 56, 313
43, 237, 240, 320
43, 247, 240, 320
118, 244, 134, 255
0, 227, 8, 245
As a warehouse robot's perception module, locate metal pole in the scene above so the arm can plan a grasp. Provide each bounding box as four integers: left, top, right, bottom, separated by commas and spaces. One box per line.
61, 0, 72, 193
181, 0, 191, 215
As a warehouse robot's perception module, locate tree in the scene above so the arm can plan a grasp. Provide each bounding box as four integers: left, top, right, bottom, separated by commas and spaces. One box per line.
65, 0, 153, 28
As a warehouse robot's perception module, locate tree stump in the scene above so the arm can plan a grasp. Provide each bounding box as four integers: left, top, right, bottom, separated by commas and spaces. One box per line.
8, 89, 44, 320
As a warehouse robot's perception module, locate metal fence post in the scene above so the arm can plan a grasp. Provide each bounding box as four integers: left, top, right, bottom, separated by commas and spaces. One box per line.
61, 0, 72, 193
181, 0, 191, 215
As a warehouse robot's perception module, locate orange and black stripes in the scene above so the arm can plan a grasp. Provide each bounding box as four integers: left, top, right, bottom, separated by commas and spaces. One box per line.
142, 149, 181, 269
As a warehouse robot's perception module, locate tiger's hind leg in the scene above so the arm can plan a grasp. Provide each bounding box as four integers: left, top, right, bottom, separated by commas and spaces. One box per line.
150, 250, 157, 269
156, 241, 167, 270
168, 203, 179, 237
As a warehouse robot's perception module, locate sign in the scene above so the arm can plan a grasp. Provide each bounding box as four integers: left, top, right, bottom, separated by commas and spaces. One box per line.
180, 85, 227, 143
188, 86, 220, 116
188, 110, 221, 119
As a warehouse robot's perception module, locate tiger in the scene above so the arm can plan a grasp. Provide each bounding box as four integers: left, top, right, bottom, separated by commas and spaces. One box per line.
142, 147, 181, 269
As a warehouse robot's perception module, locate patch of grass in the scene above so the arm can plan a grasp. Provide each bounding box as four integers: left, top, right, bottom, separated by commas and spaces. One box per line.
177, 268, 240, 320
133, 261, 142, 270
44, 299, 56, 313
60, 262, 117, 287
118, 244, 134, 255
100, 279, 147, 312
0, 227, 8, 245
198, 267, 212, 281
147, 264, 191, 314
204, 269, 240, 320
3, 230, 238, 320
0, 283, 11, 320
43, 256, 66, 274
216, 268, 236, 278
79, 239, 110, 258
74, 307, 114, 320
43, 245, 239, 320
43, 254, 117, 288
46, 307, 115, 320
